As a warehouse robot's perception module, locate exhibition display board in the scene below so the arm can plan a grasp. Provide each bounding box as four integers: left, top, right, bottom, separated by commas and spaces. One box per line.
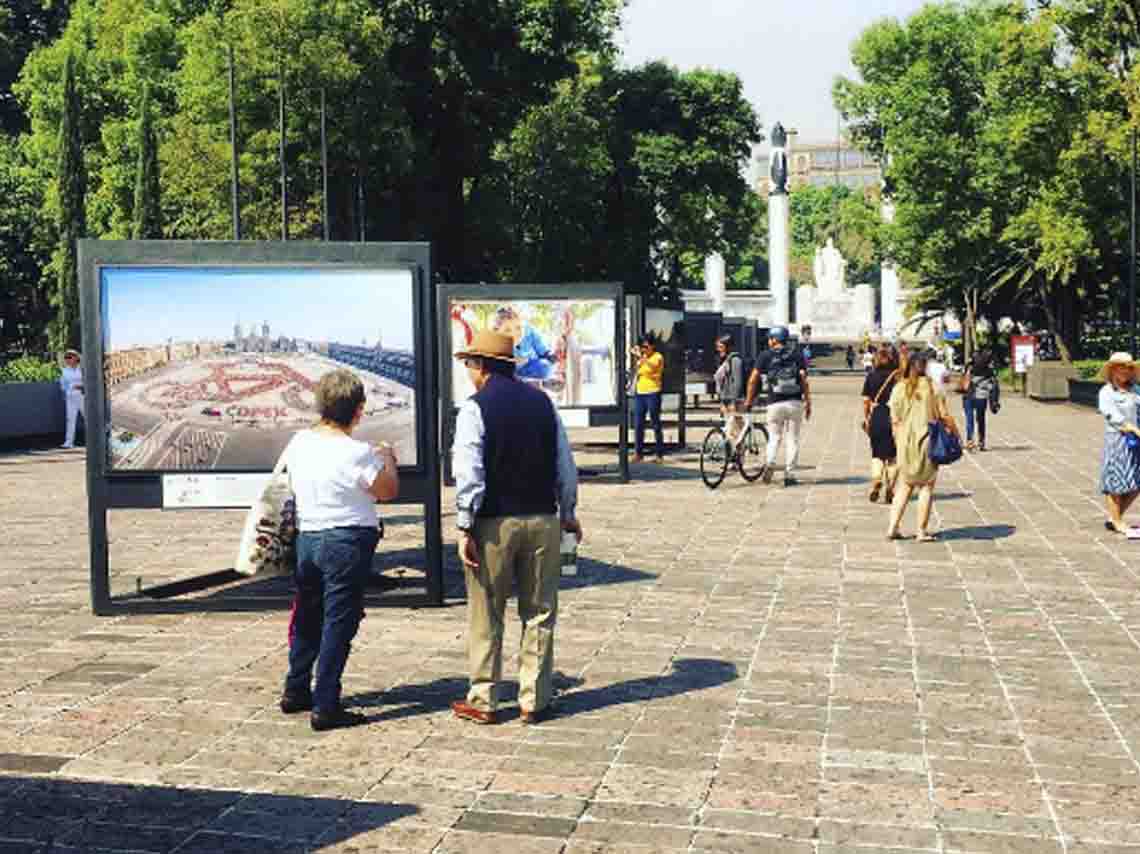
640, 302, 687, 447
684, 311, 723, 400
439, 283, 629, 482
79, 240, 442, 614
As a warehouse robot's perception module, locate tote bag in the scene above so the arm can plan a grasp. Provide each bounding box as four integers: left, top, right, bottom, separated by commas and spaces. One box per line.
234, 447, 297, 577
926, 387, 963, 466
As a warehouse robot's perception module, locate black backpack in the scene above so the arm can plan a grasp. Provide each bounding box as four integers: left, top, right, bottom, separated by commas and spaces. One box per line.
768, 347, 802, 396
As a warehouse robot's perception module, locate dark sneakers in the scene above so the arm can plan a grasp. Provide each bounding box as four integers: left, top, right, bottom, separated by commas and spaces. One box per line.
310, 707, 368, 731
279, 692, 313, 714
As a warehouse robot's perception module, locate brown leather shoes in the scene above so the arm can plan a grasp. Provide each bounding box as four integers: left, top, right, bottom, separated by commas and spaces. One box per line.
451, 700, 497, 725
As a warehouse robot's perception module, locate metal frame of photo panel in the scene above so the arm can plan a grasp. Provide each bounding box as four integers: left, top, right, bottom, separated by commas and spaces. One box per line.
437, 283, 629, 485
78, 240, 443, 615
642, 301, 688, 448
683, 310, 723, 401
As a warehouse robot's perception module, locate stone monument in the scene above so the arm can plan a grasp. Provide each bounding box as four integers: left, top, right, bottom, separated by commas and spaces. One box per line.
767, 123, 791, 326
813, 238, 848, 295
795, 238, 875, 340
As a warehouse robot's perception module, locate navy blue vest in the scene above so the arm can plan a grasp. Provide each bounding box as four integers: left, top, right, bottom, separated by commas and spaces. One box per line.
473, 374, 558, 519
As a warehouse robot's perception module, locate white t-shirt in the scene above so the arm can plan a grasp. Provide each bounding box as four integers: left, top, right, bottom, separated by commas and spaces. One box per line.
283, 429, 384, 532
927, 360, 950, 394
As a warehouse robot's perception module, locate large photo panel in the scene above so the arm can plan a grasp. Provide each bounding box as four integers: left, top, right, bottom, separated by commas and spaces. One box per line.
449, 298, 617, 408
102, 266, 419, 472
644, 307, 685, 395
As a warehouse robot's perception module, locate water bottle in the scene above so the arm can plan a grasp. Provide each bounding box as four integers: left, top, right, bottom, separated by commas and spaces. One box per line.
560, 531, 578, 576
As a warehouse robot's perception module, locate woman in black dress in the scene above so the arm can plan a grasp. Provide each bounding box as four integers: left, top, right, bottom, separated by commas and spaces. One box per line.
861, 344, 900, 503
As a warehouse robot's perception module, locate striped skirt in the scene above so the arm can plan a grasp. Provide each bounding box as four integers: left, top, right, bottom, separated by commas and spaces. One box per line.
1100, 431, 1140, 495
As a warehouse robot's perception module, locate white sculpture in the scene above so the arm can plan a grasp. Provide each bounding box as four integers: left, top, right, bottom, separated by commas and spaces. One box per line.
813, 238, 847, 295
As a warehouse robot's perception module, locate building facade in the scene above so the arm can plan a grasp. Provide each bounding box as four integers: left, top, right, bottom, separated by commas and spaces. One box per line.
756, 136, 882, 196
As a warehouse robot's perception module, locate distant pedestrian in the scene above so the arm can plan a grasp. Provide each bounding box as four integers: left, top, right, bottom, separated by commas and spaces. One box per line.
451, 331, 581, 725
59, 349, 84, 449
886, 353, 957, 542
744, 326, 811, 486
714, 334, 746, 445
1097, 352, 1140, 534
845, 345, 856, 371
280, 369, 400, 731
862, 345, 899, 504
960, 351, 998, 451
631, 334, 665, 463
861, 347, 874, 375
926, 347, 952, 397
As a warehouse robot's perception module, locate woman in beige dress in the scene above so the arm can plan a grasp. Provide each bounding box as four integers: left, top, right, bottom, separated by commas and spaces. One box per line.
886, 353, 957, 542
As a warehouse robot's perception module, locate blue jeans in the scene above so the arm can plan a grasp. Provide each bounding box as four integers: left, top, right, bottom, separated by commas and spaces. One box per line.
964, 397, 987, 445
634, 392, 664, 458
285, 526, 380, 712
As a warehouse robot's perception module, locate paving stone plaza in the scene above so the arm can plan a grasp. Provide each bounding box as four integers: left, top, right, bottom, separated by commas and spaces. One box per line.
2, 374, 1139, 853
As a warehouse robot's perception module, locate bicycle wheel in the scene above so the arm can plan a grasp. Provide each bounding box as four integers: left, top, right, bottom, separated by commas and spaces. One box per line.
737, 424, 770, 482
700, 427, 730, 489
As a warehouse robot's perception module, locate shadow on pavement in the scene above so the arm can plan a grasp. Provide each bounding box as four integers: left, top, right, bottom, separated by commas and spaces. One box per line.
545, 658, 738, 720
0, 774, 417, 852
937, 524, 1017, 541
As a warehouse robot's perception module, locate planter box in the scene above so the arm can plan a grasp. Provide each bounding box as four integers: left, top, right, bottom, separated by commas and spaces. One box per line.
1068, 378, 1100, 408
1027, 362, 1078, 400
0, 382, 64, 440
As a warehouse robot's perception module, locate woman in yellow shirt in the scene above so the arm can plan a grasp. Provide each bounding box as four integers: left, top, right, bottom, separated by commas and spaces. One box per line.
632, 334, 665, 462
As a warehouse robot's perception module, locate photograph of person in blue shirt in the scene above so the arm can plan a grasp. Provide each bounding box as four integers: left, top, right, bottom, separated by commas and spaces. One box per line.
492, 307, 557, 380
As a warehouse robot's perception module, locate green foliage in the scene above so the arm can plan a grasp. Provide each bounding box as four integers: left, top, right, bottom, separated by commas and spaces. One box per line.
51, 50, 84, 352
0, 137, 52, 352
0, 354, 59, 382
2, 0, 760, 343
132, 82, 161, 238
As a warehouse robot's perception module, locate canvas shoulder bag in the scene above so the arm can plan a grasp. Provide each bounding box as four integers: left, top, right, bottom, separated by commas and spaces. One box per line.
925, 383, 963, 466
234, 445, 297, 577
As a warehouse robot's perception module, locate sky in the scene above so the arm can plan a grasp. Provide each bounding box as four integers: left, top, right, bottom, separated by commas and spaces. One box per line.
618, 0, 930, 148
102, 268, 416, 351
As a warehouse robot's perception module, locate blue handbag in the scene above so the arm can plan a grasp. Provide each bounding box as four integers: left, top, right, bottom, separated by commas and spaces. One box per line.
928, 418, 963, 465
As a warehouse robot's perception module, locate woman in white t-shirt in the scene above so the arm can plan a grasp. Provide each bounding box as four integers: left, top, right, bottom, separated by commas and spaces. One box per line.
280, 369, 399, 731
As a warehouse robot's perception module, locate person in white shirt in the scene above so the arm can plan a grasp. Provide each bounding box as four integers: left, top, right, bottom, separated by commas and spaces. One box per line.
59, 349, 84, 449
279, 369, 399, 731
926, 348, 951, 396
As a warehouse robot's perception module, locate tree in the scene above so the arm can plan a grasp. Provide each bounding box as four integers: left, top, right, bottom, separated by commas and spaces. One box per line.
0, 138, 52, 352
132, 82, 161, 238
835, 3, 1024, 359
52, 50, 85, 351
375, 0, 624, 279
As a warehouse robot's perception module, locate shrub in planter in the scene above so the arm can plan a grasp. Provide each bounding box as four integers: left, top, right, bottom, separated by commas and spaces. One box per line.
0, 355, 60, 383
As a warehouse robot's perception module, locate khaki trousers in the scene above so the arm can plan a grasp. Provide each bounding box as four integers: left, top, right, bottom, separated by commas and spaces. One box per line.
464, 515, 560, 713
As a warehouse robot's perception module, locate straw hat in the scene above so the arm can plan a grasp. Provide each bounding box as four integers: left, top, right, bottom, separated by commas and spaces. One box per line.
455, 330, 515, 363
1099, 351, 1137, 382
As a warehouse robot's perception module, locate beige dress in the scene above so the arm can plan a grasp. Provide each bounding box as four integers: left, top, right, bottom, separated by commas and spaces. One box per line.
889, 378, 943, 485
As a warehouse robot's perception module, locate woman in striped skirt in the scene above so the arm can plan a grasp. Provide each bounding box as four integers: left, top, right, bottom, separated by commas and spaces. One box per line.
1098, 352, 1140, 534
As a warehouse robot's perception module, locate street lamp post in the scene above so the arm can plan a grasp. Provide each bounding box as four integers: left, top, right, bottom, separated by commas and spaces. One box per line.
1131, 127, 1137, 356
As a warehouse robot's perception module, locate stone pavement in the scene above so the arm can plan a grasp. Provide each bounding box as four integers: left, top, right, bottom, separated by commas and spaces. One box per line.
1, 375, 1139, 853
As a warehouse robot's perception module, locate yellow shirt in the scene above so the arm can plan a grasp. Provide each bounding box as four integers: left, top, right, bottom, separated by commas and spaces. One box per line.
636, 352, 664, 394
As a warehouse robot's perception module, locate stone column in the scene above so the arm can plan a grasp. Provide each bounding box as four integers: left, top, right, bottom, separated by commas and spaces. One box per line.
769, 194, 790, 326
880, 193, 899, 337
704, 253, 726, 312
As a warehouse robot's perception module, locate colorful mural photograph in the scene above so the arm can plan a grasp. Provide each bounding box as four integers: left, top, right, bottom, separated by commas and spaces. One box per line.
449, 299, 617, 408
101, 267, 418, 471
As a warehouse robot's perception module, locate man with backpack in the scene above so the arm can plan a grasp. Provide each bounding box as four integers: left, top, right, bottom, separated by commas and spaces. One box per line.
744, 326, 811, 486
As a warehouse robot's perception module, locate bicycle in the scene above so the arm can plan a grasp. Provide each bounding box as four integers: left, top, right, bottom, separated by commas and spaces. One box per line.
700, 409, 769, 489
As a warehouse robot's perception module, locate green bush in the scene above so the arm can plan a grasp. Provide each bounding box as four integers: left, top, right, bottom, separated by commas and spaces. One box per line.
0, 355, 60, 383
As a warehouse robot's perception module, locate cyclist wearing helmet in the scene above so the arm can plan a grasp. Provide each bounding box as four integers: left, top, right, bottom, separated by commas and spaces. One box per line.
744, 326, 811, 486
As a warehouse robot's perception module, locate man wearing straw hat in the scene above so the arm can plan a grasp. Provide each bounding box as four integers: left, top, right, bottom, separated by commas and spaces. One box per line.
450, 330, 582, 725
